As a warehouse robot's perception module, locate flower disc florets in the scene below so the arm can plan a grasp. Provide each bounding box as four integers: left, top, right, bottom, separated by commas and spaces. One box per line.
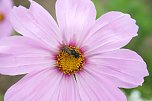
0, 12, 5, 22
56, 45, 85, 75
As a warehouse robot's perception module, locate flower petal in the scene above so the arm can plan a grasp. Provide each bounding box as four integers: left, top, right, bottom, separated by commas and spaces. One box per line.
0, 0, 13, 9
0, 20, 12, 38
0, 36, 54, 75
83, 11, 138, 55
56, 0, 96, 45
5, 68, 81, 101
10, 0, 61, 50
0, 0, 13, 38
86, 49, 148, 88
76, 70, 127, 101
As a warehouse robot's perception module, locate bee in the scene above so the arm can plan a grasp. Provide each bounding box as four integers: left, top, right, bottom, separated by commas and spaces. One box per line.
61, 46, 80, 58
70, 49, 80, 58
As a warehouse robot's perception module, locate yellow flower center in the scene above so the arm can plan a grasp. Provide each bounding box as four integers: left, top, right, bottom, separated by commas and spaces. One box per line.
0, 12, 5, 22
56, 45, 85, 75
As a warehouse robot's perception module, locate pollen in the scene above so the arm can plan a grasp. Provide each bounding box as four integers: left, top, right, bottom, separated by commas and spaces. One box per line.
0, 12, 5, 22
56, 46, 85, 75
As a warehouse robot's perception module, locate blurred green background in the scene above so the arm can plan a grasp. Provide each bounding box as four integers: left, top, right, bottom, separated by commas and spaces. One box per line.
0, 0, 152, 101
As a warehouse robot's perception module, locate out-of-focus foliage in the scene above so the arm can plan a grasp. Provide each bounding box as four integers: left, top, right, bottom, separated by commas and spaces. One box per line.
0, 93, 3, 101
92, 0, 152, 100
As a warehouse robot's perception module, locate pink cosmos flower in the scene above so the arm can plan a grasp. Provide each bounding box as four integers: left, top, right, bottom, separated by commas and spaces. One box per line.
0, 0, 13, 38
0, 0, 149, 101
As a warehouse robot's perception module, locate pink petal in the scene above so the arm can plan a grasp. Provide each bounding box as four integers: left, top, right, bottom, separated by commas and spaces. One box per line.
10, 0, 61, 50
0, 0, 13, 38
0, 20, 13, 38
0, 36, 54, 75
83, 11, 138, 55
86, 49, 148, 88
56, 0, 96, 45
5, 68, 81, 101
0, 0, 13, 9
76, 70, 127, 101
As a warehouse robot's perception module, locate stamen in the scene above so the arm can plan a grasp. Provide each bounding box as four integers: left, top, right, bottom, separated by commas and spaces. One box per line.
56, 45, 85, 75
